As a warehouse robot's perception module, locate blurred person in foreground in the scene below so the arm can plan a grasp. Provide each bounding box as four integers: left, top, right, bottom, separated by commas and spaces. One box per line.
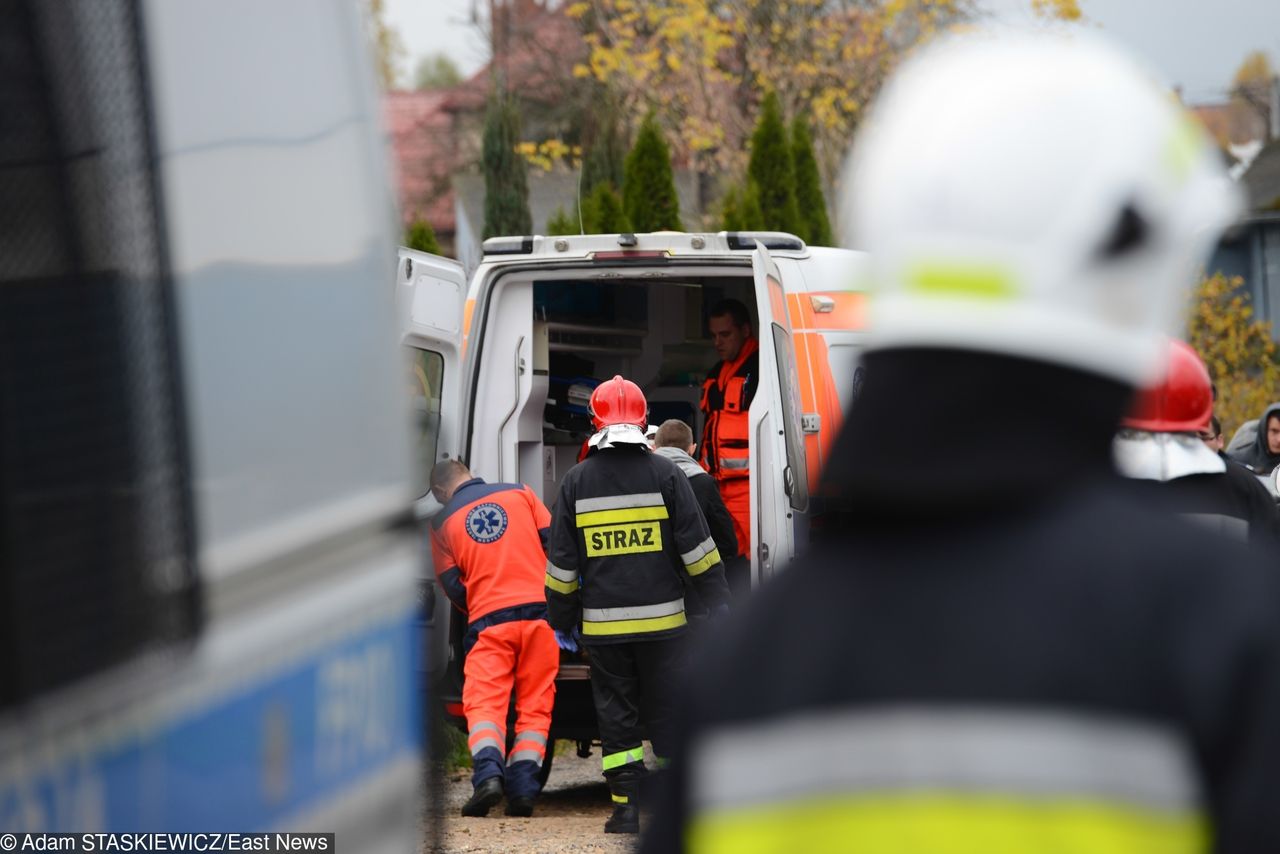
1227, 403, 1280, 474
428, 461, 559, 818
642, 31, 1280, 854
1116, 340, 1280, 550
652, 419, 743, 597
546, 377, 731, 834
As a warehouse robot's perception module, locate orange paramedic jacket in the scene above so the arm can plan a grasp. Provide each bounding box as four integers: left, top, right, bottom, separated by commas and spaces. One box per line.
429, 478, 553, 635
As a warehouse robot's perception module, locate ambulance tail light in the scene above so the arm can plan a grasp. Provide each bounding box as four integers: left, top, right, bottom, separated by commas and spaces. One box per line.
591, 250, 670, 262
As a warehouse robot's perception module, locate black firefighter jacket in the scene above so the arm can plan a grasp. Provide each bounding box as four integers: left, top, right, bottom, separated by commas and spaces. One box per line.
546, 444, 730, 645
642, 349, 1280, 854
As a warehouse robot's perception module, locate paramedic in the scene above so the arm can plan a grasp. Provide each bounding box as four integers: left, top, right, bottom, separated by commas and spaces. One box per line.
429, 461, 559, 818
699, 299, 757, 559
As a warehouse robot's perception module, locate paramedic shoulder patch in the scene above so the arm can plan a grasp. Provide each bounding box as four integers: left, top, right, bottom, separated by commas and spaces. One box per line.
466, 502, 508, 543
584, 522, 663, 557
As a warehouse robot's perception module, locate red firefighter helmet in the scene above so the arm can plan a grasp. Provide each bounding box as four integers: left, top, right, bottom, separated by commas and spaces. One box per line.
1122, 340, 1213, 433
589, 375, 647, 431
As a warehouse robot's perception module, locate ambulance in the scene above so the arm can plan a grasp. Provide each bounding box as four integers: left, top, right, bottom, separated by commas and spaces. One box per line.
403, 231, 867, 767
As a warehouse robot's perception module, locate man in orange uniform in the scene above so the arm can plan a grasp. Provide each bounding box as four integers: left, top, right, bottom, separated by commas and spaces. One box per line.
428, 460, 560, 818
699, 299, 758, 564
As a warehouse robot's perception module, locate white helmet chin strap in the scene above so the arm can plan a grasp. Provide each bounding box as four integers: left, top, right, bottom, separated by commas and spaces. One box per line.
1113, 430, 1226, 482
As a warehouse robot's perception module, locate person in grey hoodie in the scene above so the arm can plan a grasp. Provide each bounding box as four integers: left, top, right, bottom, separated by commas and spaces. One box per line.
1227, 402, 1280, 474
652, 419, 744, 595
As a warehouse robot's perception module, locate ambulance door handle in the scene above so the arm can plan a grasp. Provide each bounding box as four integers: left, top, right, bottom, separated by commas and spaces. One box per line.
758, 542, 771, 577
497, 335, 526, 480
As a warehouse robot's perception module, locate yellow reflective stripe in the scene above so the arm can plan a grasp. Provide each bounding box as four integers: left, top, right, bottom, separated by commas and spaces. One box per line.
545, 573, 580, 594
603, 747, 645, 771
576, 505, 669, 528
688, 794, 1206, 854
584, 521, 663, 557
612, 794, 630, 804
906, 262, 1016, 300
685, 547, 722, 577
582, 611, 688, 637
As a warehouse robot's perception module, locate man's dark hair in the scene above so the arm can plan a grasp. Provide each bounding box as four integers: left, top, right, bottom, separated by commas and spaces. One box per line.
430, 459, 470, 493
709, 298, 752, 329
1210, 415, 1221, 438
654, 419, 694, 450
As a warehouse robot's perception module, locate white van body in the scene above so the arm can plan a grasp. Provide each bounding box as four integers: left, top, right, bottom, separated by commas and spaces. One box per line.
0, 2, 420, 849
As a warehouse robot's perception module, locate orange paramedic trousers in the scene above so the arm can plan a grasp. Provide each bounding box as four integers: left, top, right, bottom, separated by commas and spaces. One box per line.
718, 478, 750, 558
463, 619, 558, 798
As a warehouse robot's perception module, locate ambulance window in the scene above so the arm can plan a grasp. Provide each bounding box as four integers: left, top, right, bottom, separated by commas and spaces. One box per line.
0, 0, 199, 706
411, 348, 445, 492
771, 324, 810, 512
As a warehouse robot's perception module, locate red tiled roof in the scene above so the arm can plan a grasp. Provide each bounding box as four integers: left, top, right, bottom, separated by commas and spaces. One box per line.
385, 89, 459, 232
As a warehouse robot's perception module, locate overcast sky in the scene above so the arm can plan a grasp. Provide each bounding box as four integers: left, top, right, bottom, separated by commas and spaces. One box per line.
387, 0, 1280, 103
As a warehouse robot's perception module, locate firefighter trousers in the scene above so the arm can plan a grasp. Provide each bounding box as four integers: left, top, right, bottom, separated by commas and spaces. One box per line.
463, 618, 558, 798
588, 636, 686, 802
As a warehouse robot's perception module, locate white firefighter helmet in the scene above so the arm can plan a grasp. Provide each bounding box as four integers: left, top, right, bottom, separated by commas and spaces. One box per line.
841, 30, 1240, 387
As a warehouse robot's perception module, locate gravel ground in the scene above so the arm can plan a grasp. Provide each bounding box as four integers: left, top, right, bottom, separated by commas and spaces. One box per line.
425, 745, 651, 853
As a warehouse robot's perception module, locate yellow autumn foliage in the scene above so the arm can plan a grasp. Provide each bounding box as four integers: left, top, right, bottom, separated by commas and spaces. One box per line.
1188, 273, 1280, 440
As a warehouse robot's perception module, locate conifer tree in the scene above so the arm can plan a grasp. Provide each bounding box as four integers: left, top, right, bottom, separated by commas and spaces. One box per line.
721, 182, 765, 231
582, 183, 630, 233
545, 205, 578, 236
791, 116, 834, 245
405, 216, 444, 254
482, 92, 532, 239
748, 92, 802, 236
581, 96, 627, 196
623, 114, 682, 232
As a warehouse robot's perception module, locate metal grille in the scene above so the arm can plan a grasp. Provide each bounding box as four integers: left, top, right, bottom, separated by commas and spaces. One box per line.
0, 0, 198, 705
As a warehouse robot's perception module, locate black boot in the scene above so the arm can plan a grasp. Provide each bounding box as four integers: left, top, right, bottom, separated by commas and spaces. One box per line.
603, 777, 641, 834
461, 777, 503, 817
504, 795, 535, 817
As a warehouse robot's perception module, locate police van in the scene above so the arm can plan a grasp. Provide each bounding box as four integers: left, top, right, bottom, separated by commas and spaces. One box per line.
1, 1, 422, 849
403, 231, 866, 765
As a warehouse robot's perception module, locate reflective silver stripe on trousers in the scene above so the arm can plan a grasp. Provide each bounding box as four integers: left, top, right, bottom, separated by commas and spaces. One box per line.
681, 536, 717, 566
470, 721, 503, 737
546, 562, 579, 583
469, 737, 504, 756
690, 706, 1200, 815
575, 492, 666, 513
583, 598, 685, 623
718, 458, 750, 470
508, 750, 543, 767
514, 731, 548, 746
1182, 513, 1249, 542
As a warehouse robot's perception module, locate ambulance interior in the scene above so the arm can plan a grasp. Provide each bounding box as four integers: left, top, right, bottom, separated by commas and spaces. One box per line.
466, 268, 758, 510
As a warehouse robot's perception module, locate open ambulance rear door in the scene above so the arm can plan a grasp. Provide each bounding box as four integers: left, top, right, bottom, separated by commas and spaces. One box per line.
398, 247, 467, 680
751, 244, 811, 582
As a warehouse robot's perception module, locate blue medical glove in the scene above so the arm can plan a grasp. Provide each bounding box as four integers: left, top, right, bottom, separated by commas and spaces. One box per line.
555, 629, 579, 652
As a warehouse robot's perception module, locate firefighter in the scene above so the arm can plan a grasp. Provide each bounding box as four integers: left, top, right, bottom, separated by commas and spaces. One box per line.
699, 299, 757, 560
1117, 339, 1280, 549
428, 460, 559, 818
643, 32, 1280, 853
546, 376, 730, 835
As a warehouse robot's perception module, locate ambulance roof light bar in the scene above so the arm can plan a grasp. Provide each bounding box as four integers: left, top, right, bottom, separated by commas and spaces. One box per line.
481, 235, 535, 255
723, 231, 806, 251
